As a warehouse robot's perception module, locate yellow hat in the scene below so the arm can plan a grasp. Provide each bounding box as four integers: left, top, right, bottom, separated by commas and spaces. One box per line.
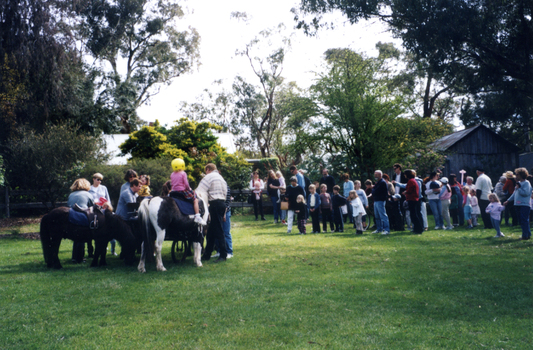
171, 158, 185, 171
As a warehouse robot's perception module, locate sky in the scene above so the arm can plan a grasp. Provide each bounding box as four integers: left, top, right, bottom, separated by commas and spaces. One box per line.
136, 0, 398, 126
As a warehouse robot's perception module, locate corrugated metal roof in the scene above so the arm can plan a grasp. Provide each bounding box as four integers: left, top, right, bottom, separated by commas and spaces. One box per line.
431, 125, 482, 151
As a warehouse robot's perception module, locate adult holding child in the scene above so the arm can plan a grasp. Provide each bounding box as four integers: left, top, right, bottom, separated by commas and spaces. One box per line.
249, 171, 265, 221
504, 167, 532, 240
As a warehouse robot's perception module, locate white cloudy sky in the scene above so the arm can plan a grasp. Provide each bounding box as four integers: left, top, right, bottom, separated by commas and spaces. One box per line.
137, 0, 398, 126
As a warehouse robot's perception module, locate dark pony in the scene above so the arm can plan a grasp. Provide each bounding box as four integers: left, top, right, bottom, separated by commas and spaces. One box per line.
137, 195, 207, 272
40, 207, 137, 269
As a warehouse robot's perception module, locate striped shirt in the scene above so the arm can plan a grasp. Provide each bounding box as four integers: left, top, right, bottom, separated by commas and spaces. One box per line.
197, 171, 228, 201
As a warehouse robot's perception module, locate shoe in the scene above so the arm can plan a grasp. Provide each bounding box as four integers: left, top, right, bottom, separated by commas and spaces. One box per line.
111, 252, 118, 256
434, 226, 442, 230
282, 220, 287, 225
371, 230, 381, 234
519, 237, 530, 240
445, 227, 453, 230
201, 255, 210, 261
467, 225, 473, 229
261, 217, 266, 221
339, 230, 344, 233
226, 254, 233, 259
255, 218, 259, 221
493, 234, 504, 238
212, 252, 220, 258
214, 257, 226, 263
287, 230, 291, 234
382, 231, 390, 235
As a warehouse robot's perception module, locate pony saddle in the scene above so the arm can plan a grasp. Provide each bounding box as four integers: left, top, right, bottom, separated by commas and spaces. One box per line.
69, 204, 104, 229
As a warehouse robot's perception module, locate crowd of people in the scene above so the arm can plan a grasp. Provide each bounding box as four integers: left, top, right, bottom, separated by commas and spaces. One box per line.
249, 164, 533, 241
63, 162, 533, 263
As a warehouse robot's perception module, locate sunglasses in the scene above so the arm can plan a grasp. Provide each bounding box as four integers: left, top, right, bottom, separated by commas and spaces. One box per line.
94, 178, 102, 181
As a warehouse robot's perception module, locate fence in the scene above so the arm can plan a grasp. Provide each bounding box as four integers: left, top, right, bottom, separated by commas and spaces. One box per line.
0, 188, 272, 218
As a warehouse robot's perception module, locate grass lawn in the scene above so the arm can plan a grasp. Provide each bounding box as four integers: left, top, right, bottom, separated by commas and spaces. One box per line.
1, 214, 532, 349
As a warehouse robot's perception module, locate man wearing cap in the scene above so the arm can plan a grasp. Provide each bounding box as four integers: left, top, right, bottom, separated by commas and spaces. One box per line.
199, 163, 229, 263
475, 168, 493, 229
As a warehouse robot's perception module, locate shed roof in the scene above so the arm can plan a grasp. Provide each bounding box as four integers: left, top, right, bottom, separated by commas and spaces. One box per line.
432, 124, 520, 152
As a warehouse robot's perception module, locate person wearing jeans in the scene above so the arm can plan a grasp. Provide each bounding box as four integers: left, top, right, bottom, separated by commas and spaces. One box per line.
267, 170, 281, 223
504, 167, 532, 240
372, 170, 390, 234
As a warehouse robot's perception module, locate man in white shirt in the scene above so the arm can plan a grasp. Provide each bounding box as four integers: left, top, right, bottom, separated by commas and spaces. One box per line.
475, 168, 493, 229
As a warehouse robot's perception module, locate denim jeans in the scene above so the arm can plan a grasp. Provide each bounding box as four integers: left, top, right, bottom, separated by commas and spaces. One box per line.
518, 206, 531, 239
374, 200, 390, 232
215, 210, 233, 255
428, 199, 443, 228
491, 217, 502, 236
270, 196, 280, 222
223, 210, 233, 254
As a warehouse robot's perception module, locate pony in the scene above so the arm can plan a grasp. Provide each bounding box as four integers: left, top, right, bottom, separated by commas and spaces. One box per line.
137, 194, 208, 273
40, 207, 137, 269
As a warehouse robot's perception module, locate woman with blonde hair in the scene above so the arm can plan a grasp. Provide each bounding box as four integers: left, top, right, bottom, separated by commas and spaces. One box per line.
67, 178, 94, 263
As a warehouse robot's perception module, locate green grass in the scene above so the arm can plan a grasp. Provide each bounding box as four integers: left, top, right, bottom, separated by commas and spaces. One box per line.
1, 215, 532, 349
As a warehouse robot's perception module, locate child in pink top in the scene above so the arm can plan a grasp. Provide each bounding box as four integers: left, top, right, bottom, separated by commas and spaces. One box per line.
169, 158, 204, 224
486, 193, 506, 238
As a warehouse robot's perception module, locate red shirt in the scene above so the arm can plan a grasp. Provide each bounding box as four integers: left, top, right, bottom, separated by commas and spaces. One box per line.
405, 178, 419, 201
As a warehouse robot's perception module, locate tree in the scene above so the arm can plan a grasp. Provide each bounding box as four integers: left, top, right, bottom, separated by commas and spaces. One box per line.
305, 49, 410, 178
0, 0, 110, 144
5, 124, 106, 208
295, 0, 533, 149
119, 119, 251, 188
234, 23, 291, 157
78, 0, 200, 133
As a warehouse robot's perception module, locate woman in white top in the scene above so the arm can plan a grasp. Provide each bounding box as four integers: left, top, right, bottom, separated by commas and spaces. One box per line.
89, 173, 111, 203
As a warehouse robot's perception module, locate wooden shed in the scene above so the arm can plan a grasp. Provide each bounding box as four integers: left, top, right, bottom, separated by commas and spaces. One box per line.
431, 124, 520, 181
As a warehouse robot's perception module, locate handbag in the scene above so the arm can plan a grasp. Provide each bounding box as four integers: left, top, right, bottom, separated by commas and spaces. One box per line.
341, 204, 348, 215
280, 200, 289, 211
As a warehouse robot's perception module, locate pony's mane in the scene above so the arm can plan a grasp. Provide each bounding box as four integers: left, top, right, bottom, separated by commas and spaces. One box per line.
161, 180, 172, 196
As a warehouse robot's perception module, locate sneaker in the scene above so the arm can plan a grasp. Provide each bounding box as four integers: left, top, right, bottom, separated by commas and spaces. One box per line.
212, 252, 220, 258
287, 230, 291, 234
434, 226, 442, 230
382, 231, 390, 235
226, 254, 233, 259
445, 226, 453, 230
282, 220, 287, 225
111, 252, 118, 256
371, 230, 381, 234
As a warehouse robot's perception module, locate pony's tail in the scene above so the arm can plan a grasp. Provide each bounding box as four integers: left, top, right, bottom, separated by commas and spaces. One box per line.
137, 198, 154, 262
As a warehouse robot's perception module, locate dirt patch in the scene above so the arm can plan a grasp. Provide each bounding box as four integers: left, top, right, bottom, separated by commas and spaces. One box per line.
0, 232, 40, 240
0, 217, 42, 228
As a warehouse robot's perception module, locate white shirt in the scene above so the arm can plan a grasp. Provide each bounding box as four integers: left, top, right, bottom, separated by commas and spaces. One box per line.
475, 173, 492, 200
